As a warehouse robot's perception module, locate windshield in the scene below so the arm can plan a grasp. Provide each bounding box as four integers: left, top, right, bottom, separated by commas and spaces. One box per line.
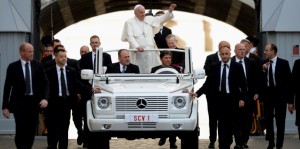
95, 48, 191, 75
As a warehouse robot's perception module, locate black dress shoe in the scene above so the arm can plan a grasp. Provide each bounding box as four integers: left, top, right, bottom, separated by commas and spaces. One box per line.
83, 143, 87, 148
158, 138, 166, 146
170, 143, 177, 148
208, 142, 215, 148
267, 142, 275, 149
77, 134, 83, 145
243, 144, 249, 148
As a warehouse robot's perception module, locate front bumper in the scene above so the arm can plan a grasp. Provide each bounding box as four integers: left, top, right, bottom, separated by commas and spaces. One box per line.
86, 100, 198, 132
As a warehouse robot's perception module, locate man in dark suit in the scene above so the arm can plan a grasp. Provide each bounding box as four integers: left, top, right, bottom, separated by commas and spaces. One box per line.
192, 46, 247, 149
80, 35, 112, 71
46, 46, 100, 149
232, 43, 259, 149
166, 34, 185, 72
151, 51, 180, 73
41, 39, 61, 66
261, 43, 293, 149
2, 42, 49, 149
202, 40, 230, 149
44, 45, 85, 146
292, 59, 300, 139
79, 35, 112, 148
154, 11, 172, 49
241, 39, 261, 65
106, 49, 139, 74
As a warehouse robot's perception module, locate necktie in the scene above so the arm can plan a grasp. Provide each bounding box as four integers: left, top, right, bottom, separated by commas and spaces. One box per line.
93, 54, 96, 72
221, 64, 227, 93
122, 66, 126, 73
268, 60, 274, 87
60, 68, 67, 99
25, 62, 31, 95
239, 60, 243, 64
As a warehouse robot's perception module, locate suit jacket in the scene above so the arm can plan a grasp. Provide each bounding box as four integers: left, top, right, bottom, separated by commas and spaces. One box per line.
79, 52, 112, 70
2, 60, 49, 112
232, 56, 259, 99
154, 26, 172, 49
249, 53, 261, 66
196, 61, 247, 104
203, 52, 220, 75
171, 47, 185, 69
46, 65, 91, 103
150, 65, 180, 73
41, 55, 54, 66
106, 62, 140, 74
292, 59, 300, 126
261, 57, 292, 103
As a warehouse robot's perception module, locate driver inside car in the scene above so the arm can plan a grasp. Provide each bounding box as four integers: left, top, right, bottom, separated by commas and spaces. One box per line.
151, 51, 180, 74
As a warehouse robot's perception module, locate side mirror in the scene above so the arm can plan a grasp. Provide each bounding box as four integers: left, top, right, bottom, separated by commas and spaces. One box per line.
193, 68, 205, 79
81, 69, 94, 80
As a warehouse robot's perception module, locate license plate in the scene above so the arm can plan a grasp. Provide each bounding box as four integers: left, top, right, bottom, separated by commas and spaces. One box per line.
125, 114, 159, 122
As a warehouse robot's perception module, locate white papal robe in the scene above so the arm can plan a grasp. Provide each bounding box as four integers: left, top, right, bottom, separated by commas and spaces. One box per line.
121, 11, 174, 73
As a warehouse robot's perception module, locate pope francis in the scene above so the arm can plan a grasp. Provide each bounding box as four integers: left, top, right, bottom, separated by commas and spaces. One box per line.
121, 3, 177, 73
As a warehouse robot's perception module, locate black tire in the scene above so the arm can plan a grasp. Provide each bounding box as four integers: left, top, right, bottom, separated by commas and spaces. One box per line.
181, 127, 199, 149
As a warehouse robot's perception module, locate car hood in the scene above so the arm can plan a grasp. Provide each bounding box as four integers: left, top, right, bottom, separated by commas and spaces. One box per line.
99, 80, 192, 93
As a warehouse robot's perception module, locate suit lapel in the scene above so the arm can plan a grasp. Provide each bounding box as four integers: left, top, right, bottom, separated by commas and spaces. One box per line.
244, 58, 250, 77
274, 58, 280, 82
216, 62, 221, 84
65, 66, 71, 90
52, 66, 59, 94
17, 60, 26, 87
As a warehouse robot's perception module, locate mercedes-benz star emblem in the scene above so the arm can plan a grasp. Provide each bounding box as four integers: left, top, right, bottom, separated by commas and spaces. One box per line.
136, 98, 147, 109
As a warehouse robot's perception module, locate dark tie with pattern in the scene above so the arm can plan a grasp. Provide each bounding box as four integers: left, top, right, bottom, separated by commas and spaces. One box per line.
239, 60, 242, 64
25, 62, 31, 95
221, 64, 227, 93
268, 60, 274, 87
122, 66, 126, 73
60, 68, 67, 99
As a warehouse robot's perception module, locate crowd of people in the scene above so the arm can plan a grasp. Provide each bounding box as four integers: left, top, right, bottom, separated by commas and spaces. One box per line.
2, 3, 300, 149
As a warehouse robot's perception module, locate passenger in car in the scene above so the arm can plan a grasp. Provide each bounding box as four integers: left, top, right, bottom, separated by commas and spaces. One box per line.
165, 34, 185, 73
106, 49, 140, 74
151, 51, 180, 74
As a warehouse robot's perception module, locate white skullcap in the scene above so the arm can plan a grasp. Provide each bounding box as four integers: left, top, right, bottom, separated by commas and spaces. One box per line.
134, 4, 142, 11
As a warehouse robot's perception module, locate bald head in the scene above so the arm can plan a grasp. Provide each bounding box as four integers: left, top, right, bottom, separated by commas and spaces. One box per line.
80, 45, 90, 56
218, 41, 230, 51
234, 43, 246, 59
19, 42, 34, 61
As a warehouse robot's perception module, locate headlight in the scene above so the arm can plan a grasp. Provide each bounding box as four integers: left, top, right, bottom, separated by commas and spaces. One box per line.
174, 96, 186, 109
97, 97, 109, 109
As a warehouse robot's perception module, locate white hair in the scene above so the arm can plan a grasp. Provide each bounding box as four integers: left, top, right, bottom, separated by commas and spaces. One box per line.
134, 4, 143, 12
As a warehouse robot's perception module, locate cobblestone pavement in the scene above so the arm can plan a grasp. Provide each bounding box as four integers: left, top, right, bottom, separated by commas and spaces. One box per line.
1, 135, 300, 149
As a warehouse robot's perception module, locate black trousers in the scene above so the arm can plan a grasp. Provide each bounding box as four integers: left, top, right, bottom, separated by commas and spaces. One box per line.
264, 87, 287, 148
47, 97, 71, 149
215, 93, 234, 149
13, 96, 38, 149
233, 99, 253, 146
160, 136, 177, 143
206, 94, 217, 143
71, 97, 85, 136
